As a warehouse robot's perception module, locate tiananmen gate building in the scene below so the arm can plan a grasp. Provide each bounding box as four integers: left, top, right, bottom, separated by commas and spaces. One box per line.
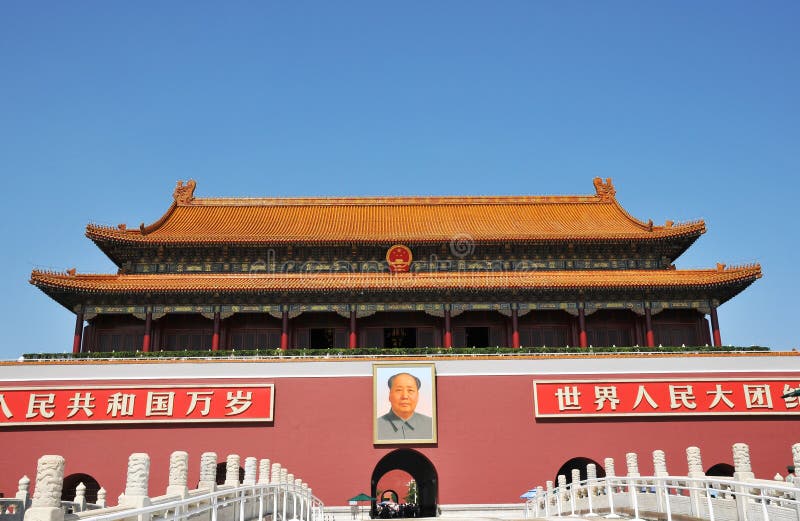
3, 178, 798, 516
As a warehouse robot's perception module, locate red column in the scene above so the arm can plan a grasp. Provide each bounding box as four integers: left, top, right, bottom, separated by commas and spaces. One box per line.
212, 311, 220, 351
710, 305, 722, 347
142, 310, 152, 352
443, 309, 452, 349
349, 310, 358, 349
281, 310, 289, 351
72, 307, 84, 354
578, 306, 588, 348
644, 307, 655, 348
511, 308, 520, 349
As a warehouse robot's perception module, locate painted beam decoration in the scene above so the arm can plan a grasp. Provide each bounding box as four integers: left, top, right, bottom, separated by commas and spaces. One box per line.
0, 384, 274, 426
534, 379, 800, 417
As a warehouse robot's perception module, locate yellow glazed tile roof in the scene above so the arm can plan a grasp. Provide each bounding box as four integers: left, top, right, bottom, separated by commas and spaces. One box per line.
85, 178, 705, 244
31, 265, 761, 294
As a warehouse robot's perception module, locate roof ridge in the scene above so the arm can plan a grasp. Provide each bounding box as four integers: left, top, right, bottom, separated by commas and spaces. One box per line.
184, 194, 604, 206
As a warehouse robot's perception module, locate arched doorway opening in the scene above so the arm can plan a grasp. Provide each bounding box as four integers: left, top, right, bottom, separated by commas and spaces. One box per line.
554, 457, 606, 485
707, 463, 735, 477
371, 449, 438, 518
62, 473, 101, 504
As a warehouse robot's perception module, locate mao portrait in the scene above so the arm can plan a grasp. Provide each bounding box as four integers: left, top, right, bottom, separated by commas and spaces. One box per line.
373, 363, 437, 444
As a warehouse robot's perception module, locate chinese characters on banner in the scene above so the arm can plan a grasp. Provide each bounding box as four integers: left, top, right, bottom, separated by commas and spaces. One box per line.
0, 384, 274, 426
534, 379, 800, 417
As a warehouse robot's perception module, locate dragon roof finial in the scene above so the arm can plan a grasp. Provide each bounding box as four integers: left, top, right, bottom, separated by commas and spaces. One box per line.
173, 179, 197, 205
592, 177, 616, 201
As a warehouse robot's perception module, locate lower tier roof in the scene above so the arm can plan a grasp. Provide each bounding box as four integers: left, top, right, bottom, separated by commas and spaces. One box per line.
31, 265, 761, 310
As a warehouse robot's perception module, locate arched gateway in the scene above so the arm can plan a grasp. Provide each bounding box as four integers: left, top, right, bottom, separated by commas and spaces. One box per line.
371, 449, 438, 518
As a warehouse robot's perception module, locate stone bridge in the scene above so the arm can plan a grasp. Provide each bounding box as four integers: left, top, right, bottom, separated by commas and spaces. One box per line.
525, 441, 800, 521
1, 451, 322, 521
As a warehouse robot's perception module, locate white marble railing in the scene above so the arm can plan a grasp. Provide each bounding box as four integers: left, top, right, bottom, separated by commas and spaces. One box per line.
16, 452, 323, 521
525, 442, 800, 521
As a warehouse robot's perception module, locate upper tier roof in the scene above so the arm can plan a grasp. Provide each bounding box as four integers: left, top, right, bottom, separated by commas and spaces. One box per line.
85, 178, 705, 246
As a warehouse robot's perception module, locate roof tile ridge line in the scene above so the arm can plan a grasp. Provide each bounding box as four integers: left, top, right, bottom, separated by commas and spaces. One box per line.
721, 262, 762, 272
138, 201, 178, 236
85, 202, 180, 239
607, 193, 706, 234
183, 194, 602, 206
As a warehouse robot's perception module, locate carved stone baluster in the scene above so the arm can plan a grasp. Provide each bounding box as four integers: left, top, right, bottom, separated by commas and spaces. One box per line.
224, 454, 240, 487
121, 453, 151, 511
258, 459, 271, 484
74, 482, 86, 512
167, 451, 189, 497
16, 475, 30, 502
244, 457, 257, 486
96, 488, 107, 508
23, 455, 65, 521
198, 452, 217, 490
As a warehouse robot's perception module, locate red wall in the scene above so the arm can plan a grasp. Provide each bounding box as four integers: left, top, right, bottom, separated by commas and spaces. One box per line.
1, 372, 798, 506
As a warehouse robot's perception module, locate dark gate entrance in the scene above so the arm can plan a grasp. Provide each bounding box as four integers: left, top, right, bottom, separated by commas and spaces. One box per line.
371, 449, 438, 518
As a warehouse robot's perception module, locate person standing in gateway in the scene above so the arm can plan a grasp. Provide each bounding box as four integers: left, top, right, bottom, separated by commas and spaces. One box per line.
376, 372, 433, 440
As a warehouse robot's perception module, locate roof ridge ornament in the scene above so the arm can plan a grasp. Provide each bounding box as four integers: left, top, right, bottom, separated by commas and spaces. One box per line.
173, 179, 197, 205
593, 177, 616, 201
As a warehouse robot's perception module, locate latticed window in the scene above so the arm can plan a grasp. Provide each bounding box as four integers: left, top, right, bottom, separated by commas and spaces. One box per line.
96, 331, 144, 352
162, 331, 212, 350
228, 329, 281, 350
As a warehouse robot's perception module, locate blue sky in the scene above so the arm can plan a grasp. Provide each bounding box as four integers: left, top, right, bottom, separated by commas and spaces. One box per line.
1, 2, 797, 357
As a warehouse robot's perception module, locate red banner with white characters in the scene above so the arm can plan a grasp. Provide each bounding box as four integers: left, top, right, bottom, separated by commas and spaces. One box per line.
0, 384, 274, 426
534, 379, 800, 418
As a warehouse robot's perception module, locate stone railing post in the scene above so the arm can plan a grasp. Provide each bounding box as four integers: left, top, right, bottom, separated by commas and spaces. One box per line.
16, 475, 30, 503
626, 452, 641, 519
74, 482, 86, 512
258, 459, 271, 484
166, 451, 189, 497
605, 457, 616, 489
626, 452, 640, 478
271, 463, 282, 515
280, 468, 289, 521
686, 446, 705, 478
287, 473, 295, 517
653, 450, 668, 477
96, 488, 107, 508
653, 450, 668, 513
686, 445, 707, 514
558, 473, 569, 513
536, 486, 545, 516
121, 453, 151, 514
733, 443, 754, 481
198, 452, 217, 490
587, 463, 597, 496
604, 457, 619, 518
572, 468, 582, 499
792, 443, 800, 487
244, 457, 257, 486
23, 455, 65, 521
294, 479, 303, 519
224, 454, 240, 487
732, 443, 754, 521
